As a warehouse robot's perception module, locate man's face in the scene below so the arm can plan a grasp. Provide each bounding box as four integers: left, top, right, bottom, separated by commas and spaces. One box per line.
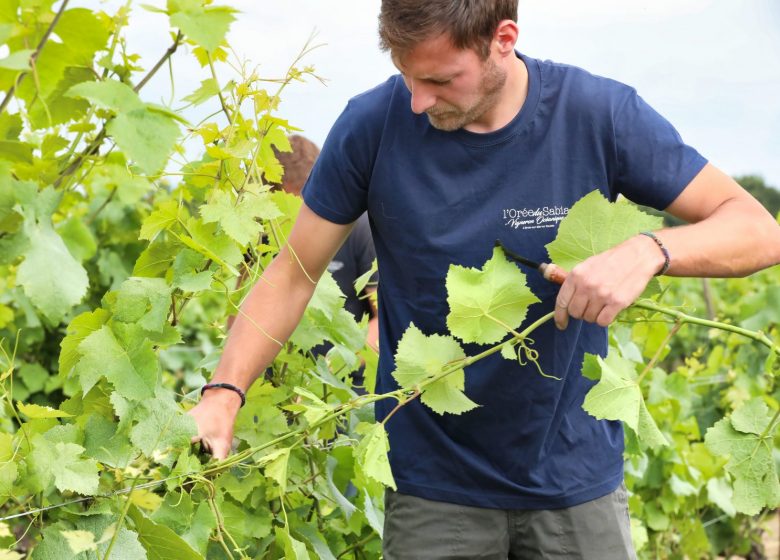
392, 33, 507, 131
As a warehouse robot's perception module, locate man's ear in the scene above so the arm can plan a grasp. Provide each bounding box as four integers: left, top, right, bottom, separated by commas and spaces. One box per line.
493, 19, 519, 56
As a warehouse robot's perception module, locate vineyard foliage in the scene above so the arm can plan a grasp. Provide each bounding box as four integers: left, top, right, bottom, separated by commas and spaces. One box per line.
0, 1, 779, 559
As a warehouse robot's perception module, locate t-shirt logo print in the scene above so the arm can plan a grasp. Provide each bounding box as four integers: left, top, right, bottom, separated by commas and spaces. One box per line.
502, 205, 570, 230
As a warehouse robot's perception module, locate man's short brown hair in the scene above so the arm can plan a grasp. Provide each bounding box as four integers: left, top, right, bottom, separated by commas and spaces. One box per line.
276, 134, 320, 196
378, 0, 518, 59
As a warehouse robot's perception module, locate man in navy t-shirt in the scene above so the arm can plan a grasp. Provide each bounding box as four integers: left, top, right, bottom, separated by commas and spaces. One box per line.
190, 1, 780, 557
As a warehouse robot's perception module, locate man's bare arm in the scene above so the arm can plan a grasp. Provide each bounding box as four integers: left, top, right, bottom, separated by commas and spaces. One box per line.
554, 163, 780, 329
189, 204, 354, 458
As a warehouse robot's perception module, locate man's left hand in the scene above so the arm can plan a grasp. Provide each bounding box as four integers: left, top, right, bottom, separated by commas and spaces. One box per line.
554, 233, 666, 329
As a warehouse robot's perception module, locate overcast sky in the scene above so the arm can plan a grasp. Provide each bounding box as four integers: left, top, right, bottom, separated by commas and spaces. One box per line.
110, 0, 780, 189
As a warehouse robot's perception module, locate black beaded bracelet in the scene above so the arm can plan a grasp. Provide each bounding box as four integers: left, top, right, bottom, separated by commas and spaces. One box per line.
201, 382, 246, 407
639, 231, 671, 276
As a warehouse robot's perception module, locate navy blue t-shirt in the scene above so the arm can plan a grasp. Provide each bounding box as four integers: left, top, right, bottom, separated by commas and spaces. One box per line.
302, 53, 707, 509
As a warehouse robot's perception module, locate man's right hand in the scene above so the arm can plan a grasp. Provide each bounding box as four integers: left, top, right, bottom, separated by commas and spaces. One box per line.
188, 388, 243, 460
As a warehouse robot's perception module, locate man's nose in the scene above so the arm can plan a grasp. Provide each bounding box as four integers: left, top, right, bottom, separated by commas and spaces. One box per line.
409, 79, 436, 114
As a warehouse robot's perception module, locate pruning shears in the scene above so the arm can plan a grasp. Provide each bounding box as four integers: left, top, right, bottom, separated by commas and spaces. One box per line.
495, 240, 568, 286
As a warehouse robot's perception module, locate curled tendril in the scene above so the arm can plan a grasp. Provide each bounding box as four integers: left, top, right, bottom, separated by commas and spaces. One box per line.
516, 337, 561, 381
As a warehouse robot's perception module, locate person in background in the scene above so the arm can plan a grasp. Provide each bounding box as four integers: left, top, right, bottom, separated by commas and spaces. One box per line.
276, 135, 379, 372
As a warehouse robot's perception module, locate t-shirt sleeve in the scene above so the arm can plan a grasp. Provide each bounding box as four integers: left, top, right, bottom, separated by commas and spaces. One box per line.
302, 99, 379, 225
612, 89, 708, 210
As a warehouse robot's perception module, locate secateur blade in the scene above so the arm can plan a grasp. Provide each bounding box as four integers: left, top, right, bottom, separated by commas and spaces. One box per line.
494, 239, 568, 285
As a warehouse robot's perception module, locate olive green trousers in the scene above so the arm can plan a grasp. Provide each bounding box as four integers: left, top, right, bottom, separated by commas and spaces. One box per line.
382, 484, 636, 559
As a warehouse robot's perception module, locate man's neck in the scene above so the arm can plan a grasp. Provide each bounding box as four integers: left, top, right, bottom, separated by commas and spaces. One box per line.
464, 54, 529, 134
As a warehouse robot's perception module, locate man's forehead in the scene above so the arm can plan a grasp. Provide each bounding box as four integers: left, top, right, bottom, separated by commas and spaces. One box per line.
390, 34, 475, 76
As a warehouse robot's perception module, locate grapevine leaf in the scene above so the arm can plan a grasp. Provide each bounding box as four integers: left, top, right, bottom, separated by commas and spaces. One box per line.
307, 272, 346, 321
66, 80, 144, 113
127, 505, 204, 560
707, 477, 737, 517
705, 402, 780, 515
61, 530, 97, 554
129, 401, 197, 465
546, 191, 663, 271
139, 199, 182, 241
16, 402, 72, 419
500, 342, 516, 361
182, 78, 219, 106
169, 3, 237, 52
581, 353, 667, 449
113, 277, 172, 333
261, 448, 290, 496
179, 216, 243, 273
107, 108, 181, 174
27, 437, 99, 495
218, 496, 272, 542
392, 325, 465, 388
730, 398, 771, 435
74, 325, 157, 401
172, 249, 213, 292
83, 414, 134, 468
0, 49, 33, 71
56, 8, 110, 64
363, 491, 385, 537
133, 240, 179, 278
200, 188, 280, 246
356, 423, 396, 490
275, 527, 309, 560
59, 309, 110, 380
0, 433, 18, 498
27, 67, 93, 130
324, 455, 356, 520
59, 217, 98, 262
296, 524, 338, 560
17, 215, 89, 323
31, 526, 79, 560
446, 246, 540, 344
391, 325, 476, 414
421, 376, 479, 415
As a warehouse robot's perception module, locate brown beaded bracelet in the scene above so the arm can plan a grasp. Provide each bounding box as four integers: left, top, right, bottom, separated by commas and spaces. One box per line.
639, 231, 671, 276
201, 382, 246, 407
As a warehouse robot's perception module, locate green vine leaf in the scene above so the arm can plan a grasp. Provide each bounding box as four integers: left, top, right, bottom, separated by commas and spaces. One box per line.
581, 352, 667, 449
546, 191, 663, 271
16, 212, 89, 324
129, 401, 197, 466
169, 1, 237, 52
61, 529, 97, 555
545, 190, 663, 297
200, 187, 281, 246
392, 325, 477, 415
107, 109, 181, 175
113, 277, 172, 333
446, 246, 539, 345
27, 437, 99, 495
66, 79, 144, 113
274, 527, 309, 560
139, 199, 184, 241
127, 505, 204, 560
705, 399, 780, 515
73, 325, 158, 401
355, 423, 396, 490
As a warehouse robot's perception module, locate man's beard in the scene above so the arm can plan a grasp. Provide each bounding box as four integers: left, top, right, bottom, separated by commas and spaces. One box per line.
426, 58, 507, 131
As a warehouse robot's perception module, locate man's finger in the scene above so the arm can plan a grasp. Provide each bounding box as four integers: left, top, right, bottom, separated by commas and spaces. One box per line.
211, 441, 229, 461
555, 283, 575, 330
